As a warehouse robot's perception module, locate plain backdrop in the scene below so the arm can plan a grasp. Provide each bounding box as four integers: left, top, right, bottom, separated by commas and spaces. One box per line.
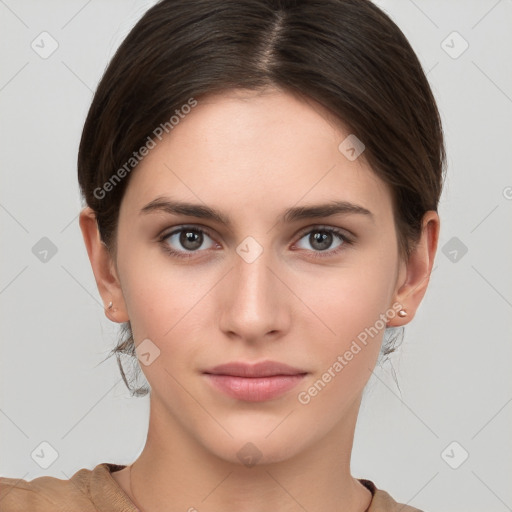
1, 1, 511, 511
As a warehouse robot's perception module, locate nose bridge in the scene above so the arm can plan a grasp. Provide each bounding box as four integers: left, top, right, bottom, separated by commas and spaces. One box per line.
236, 248, 272, 304
220, 242, 288, 339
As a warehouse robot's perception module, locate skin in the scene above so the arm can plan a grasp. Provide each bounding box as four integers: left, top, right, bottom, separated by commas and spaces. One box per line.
80, 87, 439, 512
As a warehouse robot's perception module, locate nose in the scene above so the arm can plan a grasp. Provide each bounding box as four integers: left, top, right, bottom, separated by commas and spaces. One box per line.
218, 246, 291, 344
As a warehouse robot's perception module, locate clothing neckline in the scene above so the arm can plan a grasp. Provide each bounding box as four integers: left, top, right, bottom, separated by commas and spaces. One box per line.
100, 463, 377, 512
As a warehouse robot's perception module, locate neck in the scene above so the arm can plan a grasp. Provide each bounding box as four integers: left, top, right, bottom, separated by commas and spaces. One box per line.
126, 394, 372, 512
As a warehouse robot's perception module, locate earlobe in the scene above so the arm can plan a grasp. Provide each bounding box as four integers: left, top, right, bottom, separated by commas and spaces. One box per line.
79, 207, 130, 323
387, 210, 440, 327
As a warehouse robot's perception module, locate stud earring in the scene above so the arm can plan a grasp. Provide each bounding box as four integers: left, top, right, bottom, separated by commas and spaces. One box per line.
398, 309, 407, 317
107, 301, 113, 310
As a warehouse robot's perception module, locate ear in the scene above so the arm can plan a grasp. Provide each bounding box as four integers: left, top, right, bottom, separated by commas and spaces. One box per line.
387, 210, 440, 326
79, 207, 129, 323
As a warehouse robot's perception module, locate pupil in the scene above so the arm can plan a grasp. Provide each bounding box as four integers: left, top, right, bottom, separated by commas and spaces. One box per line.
180, 230, 202, 250
311, 231, 332, 251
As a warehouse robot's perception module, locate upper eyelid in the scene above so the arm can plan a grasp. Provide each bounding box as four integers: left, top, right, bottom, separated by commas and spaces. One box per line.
160, 224, 216, 239
295, 224, 353, 239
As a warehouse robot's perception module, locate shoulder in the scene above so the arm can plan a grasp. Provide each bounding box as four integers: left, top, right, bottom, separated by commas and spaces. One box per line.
359, 479, 426, 512
0, 463, 127, 512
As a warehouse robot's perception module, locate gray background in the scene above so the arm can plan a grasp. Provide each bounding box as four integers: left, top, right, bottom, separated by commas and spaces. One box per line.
1, 1, 511, 511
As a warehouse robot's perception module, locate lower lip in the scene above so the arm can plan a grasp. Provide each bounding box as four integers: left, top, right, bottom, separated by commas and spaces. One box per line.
203, 373, 307, 402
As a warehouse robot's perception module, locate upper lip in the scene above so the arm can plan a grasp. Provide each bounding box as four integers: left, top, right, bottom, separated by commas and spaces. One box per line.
203, 361, 307, 378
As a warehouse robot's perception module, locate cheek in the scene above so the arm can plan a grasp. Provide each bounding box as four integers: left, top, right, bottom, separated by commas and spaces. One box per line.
294, 286, 388, 413
297, 257, 396, 341
292, 256, 396, 394
116, 252, 213, 401
116, 247, 221, 364
117, 239, 193, 327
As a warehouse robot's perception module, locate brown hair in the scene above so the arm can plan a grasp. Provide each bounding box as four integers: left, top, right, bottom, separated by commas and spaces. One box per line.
78, 0, 446, 397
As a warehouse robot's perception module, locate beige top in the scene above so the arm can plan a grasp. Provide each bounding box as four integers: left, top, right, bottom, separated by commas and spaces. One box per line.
0, 462, 424, 511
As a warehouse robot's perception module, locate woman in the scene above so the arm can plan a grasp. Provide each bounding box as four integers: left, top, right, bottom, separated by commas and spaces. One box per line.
0, 0, 444, 510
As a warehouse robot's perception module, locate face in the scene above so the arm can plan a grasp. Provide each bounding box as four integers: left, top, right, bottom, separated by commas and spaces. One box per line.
90, 88, 420, 465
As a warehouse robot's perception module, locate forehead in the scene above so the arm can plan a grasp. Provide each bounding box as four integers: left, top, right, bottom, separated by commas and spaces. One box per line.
120, 88, 393, 226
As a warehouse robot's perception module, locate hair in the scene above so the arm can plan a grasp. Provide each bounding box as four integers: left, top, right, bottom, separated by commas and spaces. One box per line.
78, 0, 446, 397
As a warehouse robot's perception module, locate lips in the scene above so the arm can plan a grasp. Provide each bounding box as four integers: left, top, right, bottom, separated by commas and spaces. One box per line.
203, 360, 307, 378
202, 361, 308, 402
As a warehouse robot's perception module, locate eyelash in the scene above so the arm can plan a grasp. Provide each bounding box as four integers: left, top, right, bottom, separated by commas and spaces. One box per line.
157, 225, 354, 260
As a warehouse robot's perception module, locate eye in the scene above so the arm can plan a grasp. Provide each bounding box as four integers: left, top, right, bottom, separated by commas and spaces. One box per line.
158, 224, 354, 260
159, 226, 217, 258
293, 226, 353, 257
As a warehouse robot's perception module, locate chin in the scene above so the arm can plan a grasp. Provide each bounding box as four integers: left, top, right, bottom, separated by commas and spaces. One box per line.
196, 426, 311, 469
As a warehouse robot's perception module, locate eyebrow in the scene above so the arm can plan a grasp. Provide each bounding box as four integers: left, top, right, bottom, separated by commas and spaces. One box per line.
140, 197, 374, 226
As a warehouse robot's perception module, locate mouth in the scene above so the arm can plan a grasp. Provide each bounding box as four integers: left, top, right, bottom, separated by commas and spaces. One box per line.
202, 360, 308, 402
